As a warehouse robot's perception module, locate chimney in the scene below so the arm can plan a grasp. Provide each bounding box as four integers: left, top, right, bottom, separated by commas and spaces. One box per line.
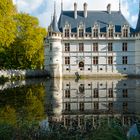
83, 3, 87, 18
74, 2, 77, 19
107, 4, 111, 14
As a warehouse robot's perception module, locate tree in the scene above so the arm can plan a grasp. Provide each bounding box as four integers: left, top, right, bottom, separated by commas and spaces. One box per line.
0, 0, 17, 69
0, 0, 16, 47
11, 13, 46, 69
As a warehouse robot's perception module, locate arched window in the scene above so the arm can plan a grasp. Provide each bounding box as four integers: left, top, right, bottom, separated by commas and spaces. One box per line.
79, 84, 85, 93
79, 61, 84, 68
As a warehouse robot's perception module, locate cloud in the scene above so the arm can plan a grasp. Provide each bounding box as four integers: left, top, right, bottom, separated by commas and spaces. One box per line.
16, 0, 44, 13
13, 0, 139, 28
131, 15, 138, 25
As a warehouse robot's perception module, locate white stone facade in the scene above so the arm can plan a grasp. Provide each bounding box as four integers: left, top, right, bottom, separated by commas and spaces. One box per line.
44, 3, 140, 78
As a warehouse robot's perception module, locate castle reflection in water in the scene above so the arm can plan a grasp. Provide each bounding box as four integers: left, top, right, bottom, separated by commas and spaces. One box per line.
45, 78, 140, 128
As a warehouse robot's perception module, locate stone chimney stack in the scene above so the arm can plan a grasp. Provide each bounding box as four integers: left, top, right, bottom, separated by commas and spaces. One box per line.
107, 4, 111, 14
83, 3, 87, 18
74, 2, 77, 19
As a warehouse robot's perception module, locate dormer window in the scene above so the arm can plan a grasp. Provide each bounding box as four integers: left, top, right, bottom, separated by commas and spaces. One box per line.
79, 28, 84, 37
122, 25, 129, 37
64, 29, 70, 37
108, 28, 113, 37
92, 24, 99, 38
93, 28, 98, 38
64, 22, 71, 38
123, 28, 128, 37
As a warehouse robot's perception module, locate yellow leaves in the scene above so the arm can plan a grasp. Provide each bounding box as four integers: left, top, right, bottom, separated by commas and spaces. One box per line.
0, 3, 47, 69
0, 105, 17, 125
25, 86, 45, 121
0, 0, 16, 47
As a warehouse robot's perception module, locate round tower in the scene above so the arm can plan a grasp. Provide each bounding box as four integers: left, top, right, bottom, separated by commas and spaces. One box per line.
44, 3, 62, 78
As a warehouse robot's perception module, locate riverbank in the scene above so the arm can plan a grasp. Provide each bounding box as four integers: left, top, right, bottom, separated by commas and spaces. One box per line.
0, 70, 50, 82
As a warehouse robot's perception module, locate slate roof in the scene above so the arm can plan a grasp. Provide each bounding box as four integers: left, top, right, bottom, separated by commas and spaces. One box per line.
58, 11, 134, 33
136, 11, 140, 32
51, 15, 60, 32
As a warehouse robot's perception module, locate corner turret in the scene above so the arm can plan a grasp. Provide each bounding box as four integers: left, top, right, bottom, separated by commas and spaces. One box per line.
44, 2, 62, 78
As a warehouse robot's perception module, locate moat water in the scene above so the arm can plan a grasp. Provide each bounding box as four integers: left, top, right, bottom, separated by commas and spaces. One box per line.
0, 78, 140, 139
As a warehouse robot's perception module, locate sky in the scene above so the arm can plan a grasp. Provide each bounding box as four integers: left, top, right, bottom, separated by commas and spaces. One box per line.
12, 0, 140, 29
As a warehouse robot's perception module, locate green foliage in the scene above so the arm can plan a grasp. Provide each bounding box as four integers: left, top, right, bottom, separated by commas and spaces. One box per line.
0, 83, 46, 139
0, 1, 47, 69
11, 13, 46, 69
0, 0, 16, 47
87, 118, 127, 140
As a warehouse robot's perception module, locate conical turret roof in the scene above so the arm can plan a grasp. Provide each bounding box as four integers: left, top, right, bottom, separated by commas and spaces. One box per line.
50, 2, 60, 32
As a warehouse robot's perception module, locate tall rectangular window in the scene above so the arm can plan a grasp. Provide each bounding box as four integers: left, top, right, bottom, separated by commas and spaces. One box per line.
108, 102, 113, 111
79, 43, 84, 52
79, 102, 84, 111
93, 56, 98, 65
123, 102, 128, 112
65, 102, 70, 111
79, 117, 84, 125
122, 56, 127, 64
65, 117, 70, 126
65, 43, 70, 52
123, 89, 128, 98
94, 88, 99, 98
122, 42, 127, 51
94, 102, 99, 110
108, 43, 113, 52
93, 43, 98, 52
64, 29, 70, 37
65, 89, 70, 98
108, 56, 113, 65
108, 88, 113, 98
79, 29, 84, 37
108, 28, 113, 37
123, 29, 128, 37
65, 57, 70, 64
93, 28, 98, 37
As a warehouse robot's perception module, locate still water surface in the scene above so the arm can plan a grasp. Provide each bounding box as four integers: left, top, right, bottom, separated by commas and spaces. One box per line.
0, 78, 140, 139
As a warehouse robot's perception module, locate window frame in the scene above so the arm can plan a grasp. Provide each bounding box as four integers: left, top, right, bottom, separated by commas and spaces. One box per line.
108, 28, 113, 38
64, 28, 70, 38
65, 43, 70, 52
65, 57, 70, 65
79, 28, 84, 37
79, 43, 84, 52
108, 56, 113, 65
93, 28, 98, 38
122, 56, 128, 64
122, 42, 128, 51
93, 43, 98, 52
93, 56, 98, 65
108, 42, 113, 52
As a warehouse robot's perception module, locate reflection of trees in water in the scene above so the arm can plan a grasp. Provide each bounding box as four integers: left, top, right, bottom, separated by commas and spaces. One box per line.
0, 84, 46, 125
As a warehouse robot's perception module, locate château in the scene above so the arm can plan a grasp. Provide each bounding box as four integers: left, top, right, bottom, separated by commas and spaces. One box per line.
44, 2, 140, 78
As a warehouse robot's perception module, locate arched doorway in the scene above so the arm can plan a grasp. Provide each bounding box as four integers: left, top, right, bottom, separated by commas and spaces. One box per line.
79, 61, 84, 70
